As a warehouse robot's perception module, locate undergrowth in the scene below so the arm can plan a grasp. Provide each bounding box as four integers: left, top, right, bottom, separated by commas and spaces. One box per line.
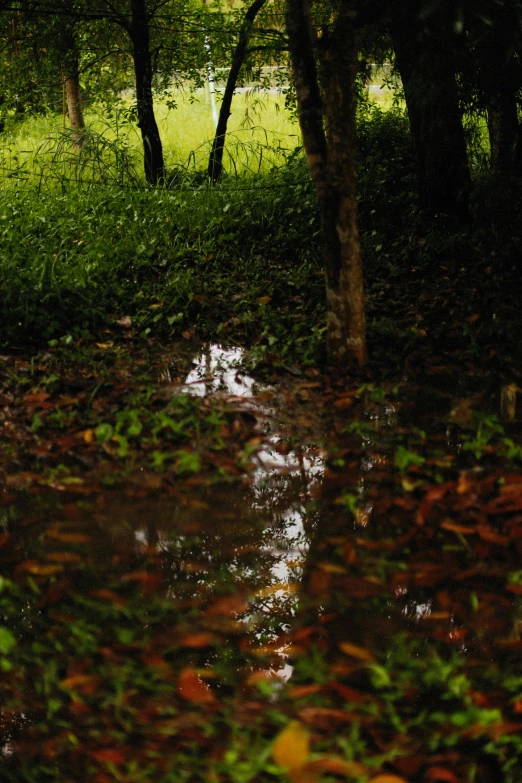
1, 105, 522, 373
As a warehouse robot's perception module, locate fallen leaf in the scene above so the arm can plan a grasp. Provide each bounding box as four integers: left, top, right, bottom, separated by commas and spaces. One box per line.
61, 674, 100, 693
272, 720, 310, 772
46, 552, 81, 563
305, 757, 366, 777
18, 561, 63, 576
90, 748, 126, 765
257, 296, 271, 305
425, 767, 461, 783
178, 632, 216, 648
46, 530, 91, 544
367, 776, 408, 783
22, 391, 50, 404
339, 642, 375, 662
206, 595, 248, 616
116, 316, 132, 328
178, 667, 216, 704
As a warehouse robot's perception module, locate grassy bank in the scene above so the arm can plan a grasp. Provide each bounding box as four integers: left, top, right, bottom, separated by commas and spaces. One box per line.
0, 104, 521, 376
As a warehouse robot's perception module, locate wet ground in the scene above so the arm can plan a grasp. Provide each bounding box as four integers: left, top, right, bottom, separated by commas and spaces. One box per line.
1, 342, 522, 782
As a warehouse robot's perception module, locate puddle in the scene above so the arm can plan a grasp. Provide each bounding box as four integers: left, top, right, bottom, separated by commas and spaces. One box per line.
2, 342, 522, 777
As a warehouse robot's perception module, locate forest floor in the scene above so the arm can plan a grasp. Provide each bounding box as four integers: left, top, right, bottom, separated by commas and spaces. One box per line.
2, 298, 522, 783
3, 107, 522, 783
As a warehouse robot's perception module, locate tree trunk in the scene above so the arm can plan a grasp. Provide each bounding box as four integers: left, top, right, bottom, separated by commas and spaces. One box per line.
488, 92, 519, 173
64, 64, 85, 146
391, 7, 471, 219
130, 0, 165, 185
286, 0, 366, 369
207, 0, 266, 183
482, 10, 521, 174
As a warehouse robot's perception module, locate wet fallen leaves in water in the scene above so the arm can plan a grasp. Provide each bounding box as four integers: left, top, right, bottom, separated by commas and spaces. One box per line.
2, 338, 522, 781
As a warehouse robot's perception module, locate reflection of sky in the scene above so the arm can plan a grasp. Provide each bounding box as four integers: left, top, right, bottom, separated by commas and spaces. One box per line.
184, 346, 255, 397
180, 344, 324, 679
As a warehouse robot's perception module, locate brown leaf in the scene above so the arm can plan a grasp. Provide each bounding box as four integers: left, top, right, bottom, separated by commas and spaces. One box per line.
122, 571, 163, 593
206, 595, 248, 616
272, 720, 310, 772
339, 642, 375, 662
178, 632, 216, 648
441, 521, 477, 535
46, 552, 81, 564
425, 767, 461, 783
61, 674, 100, 693
22, 391, 50, 405
46, 530, 91, 544
90, 588, 125, 605
298, 707, 359, 729
333, 396, 354, 410
90, 748, 126, 765
367, 776, 408, 783
178, 667, 216, 705
116, 316, 132, 328
305, 757, 366, 778
18, 561, 63, 576
257, 296, 272, 305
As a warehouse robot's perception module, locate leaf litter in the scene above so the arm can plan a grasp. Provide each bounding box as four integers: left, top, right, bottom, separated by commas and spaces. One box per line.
1, 335, 522, 781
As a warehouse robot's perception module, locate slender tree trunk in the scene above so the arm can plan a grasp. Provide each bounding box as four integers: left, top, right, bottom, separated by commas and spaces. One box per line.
391, 7, 471, 218
286, 0, 366, 369
488, 92, 519, 172
483, 11, 521, 174
64, 64, 85, 145
130, 0, 165, 185
59, 11, 85, 148
207, 0, 266, 183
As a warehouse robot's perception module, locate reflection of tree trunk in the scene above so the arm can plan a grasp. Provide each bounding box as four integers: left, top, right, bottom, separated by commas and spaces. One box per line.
483, 11, 521, 174
286, 0, 366, 369
64, 66, 85, 147
488, 93, 519, 173
130, 0, 165, 185
207, 0, 266, 183
391, 5, 471, 218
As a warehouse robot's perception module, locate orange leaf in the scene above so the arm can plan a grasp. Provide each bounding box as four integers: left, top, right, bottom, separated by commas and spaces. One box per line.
206, 595, 248, 616
61, 674, 100, 693
123, 571, 163, 593
90, 748, 126, 765
46, 552, 81, 563
46, 530, 91, 544
19, 561, 63, 576
178, 667, 216, 704
90, 588, 125, 605
305, 757, 366, 777
339, 642, 375, 662
425, 767, 461, 783
178, 632, 216, 648
272, 720, 310, 772
23, 391, 50, 404
368, 776, 408, 783
257, 296, 271, 305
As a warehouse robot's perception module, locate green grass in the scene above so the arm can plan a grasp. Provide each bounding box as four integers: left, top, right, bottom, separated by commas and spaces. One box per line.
0, 88, 301, 183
